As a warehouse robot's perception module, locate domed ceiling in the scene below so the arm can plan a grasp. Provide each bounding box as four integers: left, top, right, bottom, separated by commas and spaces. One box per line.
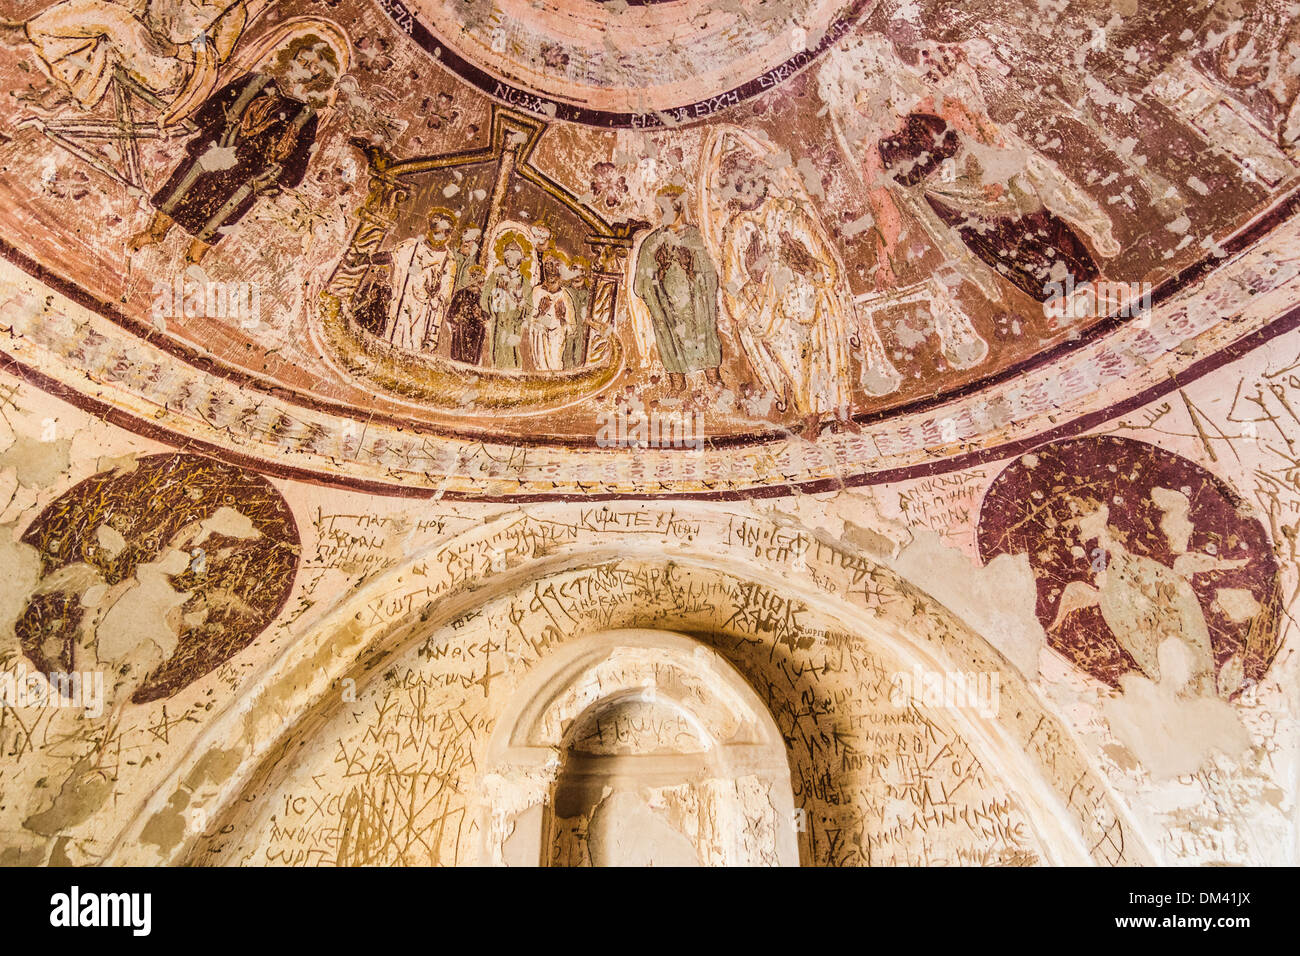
1, 0, 1299, 498
397, 0, 870, 122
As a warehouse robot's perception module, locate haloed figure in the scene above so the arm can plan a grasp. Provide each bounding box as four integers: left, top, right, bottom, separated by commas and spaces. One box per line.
633, 186, 724, 395
716, 151, 853, 440
526, 258, 577, 372
127, 35, 340, 264
384, 212, 457, 352
482, 241, 531, 369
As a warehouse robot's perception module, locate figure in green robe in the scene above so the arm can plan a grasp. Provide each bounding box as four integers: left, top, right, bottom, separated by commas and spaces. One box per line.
633, 187, 724, 391
481, 241, 530, 369
561, 268, 591, 369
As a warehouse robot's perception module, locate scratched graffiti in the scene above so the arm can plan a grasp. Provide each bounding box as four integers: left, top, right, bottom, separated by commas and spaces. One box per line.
196, 555, 1073, 866
1, 0, 1300, 872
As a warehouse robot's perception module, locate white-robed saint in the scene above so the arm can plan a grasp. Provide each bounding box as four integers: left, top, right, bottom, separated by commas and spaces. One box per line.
714, 148, 857, 440
525, 259, 575, 372
1, 0, 251, 110
385, 214, 457, 353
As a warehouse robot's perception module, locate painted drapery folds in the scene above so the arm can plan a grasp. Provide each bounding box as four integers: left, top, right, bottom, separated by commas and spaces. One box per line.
15, 453, 299, 704
977, 437, 1283, 698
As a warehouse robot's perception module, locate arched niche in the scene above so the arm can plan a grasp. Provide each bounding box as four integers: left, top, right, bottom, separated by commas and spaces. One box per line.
481, 630, 799, 866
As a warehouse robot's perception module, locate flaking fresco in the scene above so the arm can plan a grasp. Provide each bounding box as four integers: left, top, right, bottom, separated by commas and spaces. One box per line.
0, 0, 1297, 866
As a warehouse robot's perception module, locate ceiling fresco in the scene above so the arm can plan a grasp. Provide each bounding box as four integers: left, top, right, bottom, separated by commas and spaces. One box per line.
2, 0, 1300, 498
4, 0, 1300, 880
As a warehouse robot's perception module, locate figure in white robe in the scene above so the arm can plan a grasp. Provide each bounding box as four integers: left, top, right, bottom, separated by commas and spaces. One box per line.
716, 150, 853, 439
525, 260, 573, 372
384, 215, 457, 352
1050, 496, 1249, 698
3, 0, 249, 110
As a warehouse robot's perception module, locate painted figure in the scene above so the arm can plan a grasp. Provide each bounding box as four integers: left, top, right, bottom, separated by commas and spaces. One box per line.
632, 186, 724, 392
977, 436, 1282, 698
876, 108, 1117, 302
1200, 6, 1300, 150
126, 34, 340, 263
560, 263, 591, 370
824, 36, 1119, 306
482, 240, 531, 369
443, 265, 489, 365
526, 258, 574, 372
451, 232, 481, 291
2, 0, 250, 110
1051, 498, 1247, 698
715, 149, 853, 439
384, 211, 457, 352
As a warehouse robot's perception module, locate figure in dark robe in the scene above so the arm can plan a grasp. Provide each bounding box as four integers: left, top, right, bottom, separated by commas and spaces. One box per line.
633, 186, 723, 392
443, 265, 489, 365
451, 232, 481, 291
128, 36, 340, 264
877, 112, 1116, 302
561, 270, 591, 369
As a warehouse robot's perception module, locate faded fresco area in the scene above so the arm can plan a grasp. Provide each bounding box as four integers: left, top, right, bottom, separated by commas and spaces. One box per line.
0, 0, 1298, 866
